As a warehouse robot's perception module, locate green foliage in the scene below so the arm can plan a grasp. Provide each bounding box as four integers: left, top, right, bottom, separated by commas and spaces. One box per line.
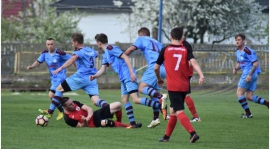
1, 0, 82, 44
1, 89, 269, 149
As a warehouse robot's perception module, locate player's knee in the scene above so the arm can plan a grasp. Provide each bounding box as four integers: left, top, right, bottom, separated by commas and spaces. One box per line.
104, 119, 115, 127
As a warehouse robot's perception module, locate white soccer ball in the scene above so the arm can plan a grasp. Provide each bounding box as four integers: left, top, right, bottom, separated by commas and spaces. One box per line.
35, 115, 49, 127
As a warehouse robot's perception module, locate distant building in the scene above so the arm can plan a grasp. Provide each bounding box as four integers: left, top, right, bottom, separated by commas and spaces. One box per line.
50, 0, 135, 44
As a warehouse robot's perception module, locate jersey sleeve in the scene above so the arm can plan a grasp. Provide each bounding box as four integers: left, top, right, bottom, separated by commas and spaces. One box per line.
64, 114, 78, 127
183, 41, 193, 52
58, 50, 72, 61
133, 37, 142, 50
37, 50, 47, 63
111, 47, 124, 58
187, 45, 195, 60
156, 47, 166, 65
73, 101, 84, 108
244, 48, 258, 63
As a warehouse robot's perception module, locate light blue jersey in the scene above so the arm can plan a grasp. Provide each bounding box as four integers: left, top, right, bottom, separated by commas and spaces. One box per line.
102, 45, 136, 81
37, 49, 71, 82
73, 46, 98, 76
133, 36, 164, 65
236, 46, 261, 79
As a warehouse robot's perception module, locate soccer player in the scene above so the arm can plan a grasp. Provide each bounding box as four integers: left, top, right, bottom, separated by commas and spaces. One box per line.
27, 38, 71, 120
233, 33, 269, 118
154, 27, 204, 143
90, 33, 167, 128
125, 27, 168, 128
61, 97, 129, 128
41, 33, 109, 118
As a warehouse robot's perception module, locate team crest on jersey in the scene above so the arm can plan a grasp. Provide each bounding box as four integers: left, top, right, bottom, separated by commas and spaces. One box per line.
53, 58, 57, 63
76, 107, 80, 111
240, 56, 244, 60
107, 45, 113, 50
71, 115, 74, 119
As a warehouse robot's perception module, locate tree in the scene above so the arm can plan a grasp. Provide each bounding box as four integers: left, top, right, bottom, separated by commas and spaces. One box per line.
1, 0, 82, 43
117, 0, 267, 44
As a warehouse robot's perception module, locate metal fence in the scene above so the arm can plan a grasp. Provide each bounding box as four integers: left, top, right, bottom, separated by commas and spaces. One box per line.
1, 43, 269, 75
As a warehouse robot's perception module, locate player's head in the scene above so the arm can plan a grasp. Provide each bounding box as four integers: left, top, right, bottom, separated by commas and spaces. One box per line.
170, 27, 183, 41
61, 97, 75, 111
46, 38, 55, 51
235, 33, 245, 48
71, 33, 84, 49
138, 27, 150, 36
95, 33, 108, 50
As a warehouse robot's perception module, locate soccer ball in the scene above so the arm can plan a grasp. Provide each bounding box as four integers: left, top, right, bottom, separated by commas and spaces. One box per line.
35, 115, 49, 127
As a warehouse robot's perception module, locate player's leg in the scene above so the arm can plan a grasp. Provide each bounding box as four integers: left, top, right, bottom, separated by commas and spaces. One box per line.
85, 78, 108, 108
49, 90, 63, 120
127, 78, 167, 120
185, 76, 200, 122
158, 107, 177, 142
121, 81, 142, 128
47, 74, 82, 117
100, 119, 129, 128
159, 91, 199, 143
139, 65, 166, 100
237, 78, 252, 118
245, 75, 269, 108
109, 102, 122, 122
185, 94, 200, 122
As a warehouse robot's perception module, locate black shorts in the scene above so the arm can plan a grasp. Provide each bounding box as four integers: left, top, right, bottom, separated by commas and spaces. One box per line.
188, 76, 192, 94
93, 105, 113, 127
168, 91, 187, 111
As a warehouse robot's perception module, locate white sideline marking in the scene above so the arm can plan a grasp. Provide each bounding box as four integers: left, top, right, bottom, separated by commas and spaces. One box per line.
63, 92, 79, 96
12, 92, 21, 95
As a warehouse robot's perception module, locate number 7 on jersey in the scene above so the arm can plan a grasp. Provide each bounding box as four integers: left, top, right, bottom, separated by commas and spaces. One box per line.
173, 54, 182, 70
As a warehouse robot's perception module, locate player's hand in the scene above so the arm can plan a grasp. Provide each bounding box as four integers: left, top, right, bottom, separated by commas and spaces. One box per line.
245, 75, 251, 82
52, 67, 63, 74
26, 65, 32, 70
90, 75, 96, 81
130, 72, 136, 82
233, 68, 237, 74
157, 79, 164, 86
199, 77, 204, 85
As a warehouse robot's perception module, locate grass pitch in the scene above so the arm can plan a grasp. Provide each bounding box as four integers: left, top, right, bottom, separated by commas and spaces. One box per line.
1, 89, 269, 149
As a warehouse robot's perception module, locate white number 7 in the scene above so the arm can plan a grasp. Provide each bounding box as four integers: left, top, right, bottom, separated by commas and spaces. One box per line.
173, 54, 182, 70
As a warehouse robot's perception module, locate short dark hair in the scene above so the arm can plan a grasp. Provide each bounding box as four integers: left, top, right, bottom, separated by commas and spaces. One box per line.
71, 33, 84, 44
138, 27, 150, 36
235, 34, 245, 40
60, 97, 70, 106
47, 38, 54, 41
170, 27, 183, 40
95, 33, 108, 44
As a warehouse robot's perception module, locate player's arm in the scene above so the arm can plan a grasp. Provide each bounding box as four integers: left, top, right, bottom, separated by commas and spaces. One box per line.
53, 55, 77, 74
248, 61, 258, 76
76, 120, 88, 128
125, 45, 137, 56
80, 104, 94, 122
90, 64, 108, 81
233, 63, 240, 74
120, 53, 136, 82
187, 46, 204, 85
154, 47, 166, 86
27, 60, 41, 70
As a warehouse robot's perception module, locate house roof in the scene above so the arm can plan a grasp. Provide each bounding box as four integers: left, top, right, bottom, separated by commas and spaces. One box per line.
50, 0, 268, 14
50, 0, 134, 13
2, 0, 31, 18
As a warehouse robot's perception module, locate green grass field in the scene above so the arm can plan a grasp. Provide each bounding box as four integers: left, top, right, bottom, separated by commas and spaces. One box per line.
1, 89, 269, 149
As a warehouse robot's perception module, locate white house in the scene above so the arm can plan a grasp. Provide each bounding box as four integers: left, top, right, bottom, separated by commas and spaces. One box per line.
51, 0, 269, 45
